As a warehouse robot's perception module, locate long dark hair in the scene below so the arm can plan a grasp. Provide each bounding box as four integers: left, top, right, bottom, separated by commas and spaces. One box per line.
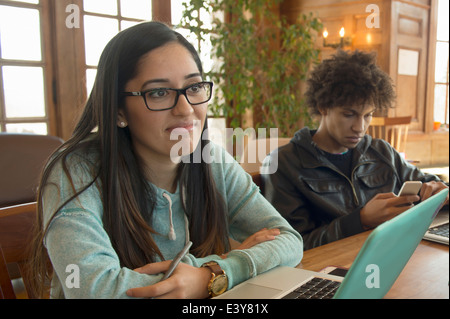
29, 21, 229, 298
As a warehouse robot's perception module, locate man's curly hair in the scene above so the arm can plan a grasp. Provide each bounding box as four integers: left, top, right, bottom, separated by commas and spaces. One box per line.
305, 50, 396, 115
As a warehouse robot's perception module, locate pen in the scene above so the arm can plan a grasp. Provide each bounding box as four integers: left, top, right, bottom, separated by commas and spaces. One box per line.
161, 241, 193, 281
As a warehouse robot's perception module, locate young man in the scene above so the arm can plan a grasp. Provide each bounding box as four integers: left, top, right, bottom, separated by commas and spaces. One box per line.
262, 50, 448, 250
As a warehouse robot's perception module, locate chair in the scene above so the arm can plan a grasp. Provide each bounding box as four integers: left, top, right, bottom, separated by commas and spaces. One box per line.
0, 202, 39, 299
250, 172, 264, 192
240, 137, 291, 174
367, 116, 412, 155
0, 133, 62, 298
0, 133, 64, 208
0, 245, 15, 299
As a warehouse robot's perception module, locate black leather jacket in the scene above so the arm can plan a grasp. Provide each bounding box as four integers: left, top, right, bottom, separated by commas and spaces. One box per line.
262, 127, 442, 250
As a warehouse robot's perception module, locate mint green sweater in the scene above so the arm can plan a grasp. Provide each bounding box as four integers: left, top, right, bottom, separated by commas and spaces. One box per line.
42, 143, 303, 298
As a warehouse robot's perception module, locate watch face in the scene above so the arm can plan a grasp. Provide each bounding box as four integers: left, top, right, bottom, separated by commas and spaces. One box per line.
211, 274, 228, 295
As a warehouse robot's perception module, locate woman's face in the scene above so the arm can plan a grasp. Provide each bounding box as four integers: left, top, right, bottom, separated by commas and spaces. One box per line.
119, 42, 207, 166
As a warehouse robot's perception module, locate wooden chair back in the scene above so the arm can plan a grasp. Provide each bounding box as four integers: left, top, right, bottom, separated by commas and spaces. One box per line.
0, 245, 15, 299
240, 137, 291, 174
367, 116, 412, 154
0, 202, 38, 299
0, 133, 63, 208
250, 172, 264, 194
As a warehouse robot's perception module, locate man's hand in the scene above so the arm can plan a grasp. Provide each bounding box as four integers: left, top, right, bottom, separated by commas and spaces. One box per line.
420, 181, 449, 204
360, 192, 420, 229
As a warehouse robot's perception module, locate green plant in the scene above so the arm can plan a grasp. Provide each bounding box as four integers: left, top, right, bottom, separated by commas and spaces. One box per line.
179, 0, 322, 137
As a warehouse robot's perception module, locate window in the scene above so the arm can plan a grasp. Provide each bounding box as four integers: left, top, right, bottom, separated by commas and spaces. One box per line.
0, 0, 49, 134
171, 0, 214, 74
82, 0, 153, 93
433, 0, 449, 126
171, 0, 227, 147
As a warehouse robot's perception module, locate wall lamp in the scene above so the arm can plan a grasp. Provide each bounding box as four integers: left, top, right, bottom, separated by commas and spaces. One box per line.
322, 27, 352, 49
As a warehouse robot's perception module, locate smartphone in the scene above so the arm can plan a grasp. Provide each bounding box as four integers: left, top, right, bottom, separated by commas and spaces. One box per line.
397, 181, 422, 197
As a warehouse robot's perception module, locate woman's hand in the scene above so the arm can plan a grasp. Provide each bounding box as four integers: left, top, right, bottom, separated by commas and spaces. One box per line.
126, 261, 211, 299
221, 228, 280, 259
126, 228, 280, 298
235, 228, 280, 250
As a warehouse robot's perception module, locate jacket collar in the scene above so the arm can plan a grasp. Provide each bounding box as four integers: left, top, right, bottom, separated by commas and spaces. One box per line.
291, 127, 374, 169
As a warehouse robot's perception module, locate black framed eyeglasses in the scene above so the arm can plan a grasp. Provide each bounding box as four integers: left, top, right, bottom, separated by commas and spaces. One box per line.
122, 81, 213, 111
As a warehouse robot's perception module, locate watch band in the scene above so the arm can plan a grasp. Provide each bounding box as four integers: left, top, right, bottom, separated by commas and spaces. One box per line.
202, 261, 228, 297
203, 261, 224, 276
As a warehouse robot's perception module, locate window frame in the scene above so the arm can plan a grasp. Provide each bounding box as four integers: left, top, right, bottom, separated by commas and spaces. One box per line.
0, 0, 56, 135
432, 0, 449, 126
426, 0, 449, 132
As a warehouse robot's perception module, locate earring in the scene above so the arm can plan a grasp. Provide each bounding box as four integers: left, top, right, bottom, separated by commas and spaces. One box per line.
119, 121, 127, 128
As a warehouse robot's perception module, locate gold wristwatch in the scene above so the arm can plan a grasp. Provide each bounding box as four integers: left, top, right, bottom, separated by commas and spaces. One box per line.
202, 261, 228, 297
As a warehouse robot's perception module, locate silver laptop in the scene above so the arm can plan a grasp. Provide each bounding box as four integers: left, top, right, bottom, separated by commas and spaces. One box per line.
217, 189, 449, 299
423, 209, 449, 245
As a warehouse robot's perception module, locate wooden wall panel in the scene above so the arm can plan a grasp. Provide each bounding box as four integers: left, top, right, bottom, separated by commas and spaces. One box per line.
53, 0, 87, 140
405, 132, 449, 167
389, 0, 429, 131
281, 0, 391, 85
398, 14, 422, 36
396, 74, 419, 120
431, 137, 450, 166
405, 135, 432, 164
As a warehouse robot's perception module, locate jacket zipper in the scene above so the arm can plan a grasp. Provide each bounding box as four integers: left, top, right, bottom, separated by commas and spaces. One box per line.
320, 161, 376, 206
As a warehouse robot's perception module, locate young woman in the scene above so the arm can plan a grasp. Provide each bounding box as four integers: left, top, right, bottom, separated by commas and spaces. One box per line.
29, 21, 303, 299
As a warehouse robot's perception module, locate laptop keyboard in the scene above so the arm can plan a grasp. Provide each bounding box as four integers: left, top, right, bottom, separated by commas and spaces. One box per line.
282, 277, 341, 299
428, 223, 449, 238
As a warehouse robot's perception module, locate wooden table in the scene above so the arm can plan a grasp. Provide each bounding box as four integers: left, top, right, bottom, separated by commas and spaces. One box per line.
297, 231, 449, 299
